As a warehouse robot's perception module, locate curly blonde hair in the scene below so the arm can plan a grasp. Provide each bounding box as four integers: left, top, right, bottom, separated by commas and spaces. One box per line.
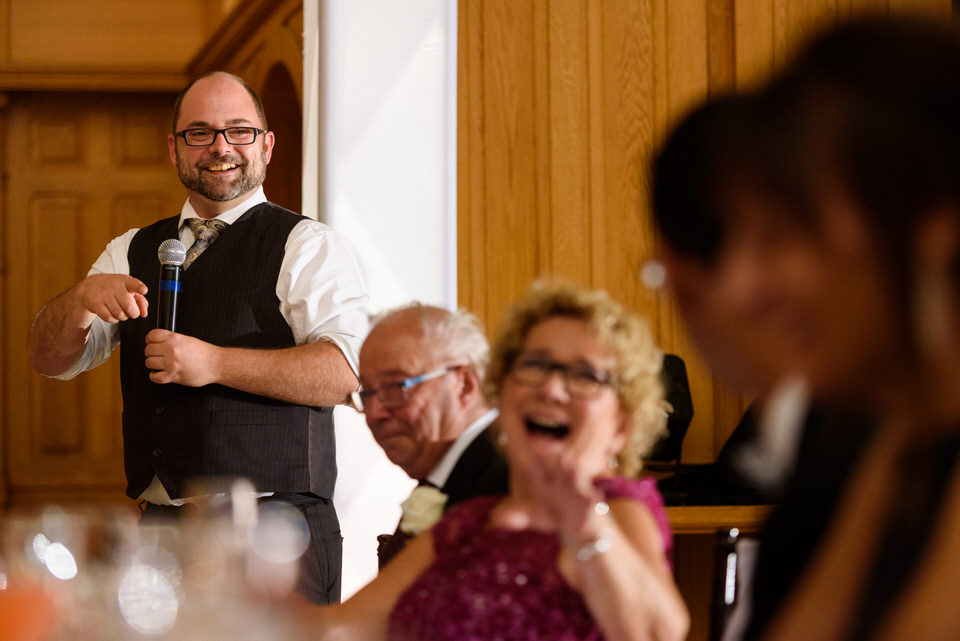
484, 280, 669, 476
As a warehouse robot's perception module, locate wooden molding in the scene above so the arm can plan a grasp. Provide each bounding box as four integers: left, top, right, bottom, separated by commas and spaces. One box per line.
3, 485, 136, 512
0, 97, 6, 509
189, 0, 291, 74
667, 505, 773, 535
0, 0, 247, 91
0, 70, 190, 92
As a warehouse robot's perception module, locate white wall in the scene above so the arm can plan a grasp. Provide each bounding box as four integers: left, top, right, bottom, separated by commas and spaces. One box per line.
302, 0, 458, 598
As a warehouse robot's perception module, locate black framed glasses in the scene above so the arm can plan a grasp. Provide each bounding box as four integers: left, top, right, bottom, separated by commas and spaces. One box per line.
350, 365, 463, 413
174, 127, 266, 147
509, 353, 617, 399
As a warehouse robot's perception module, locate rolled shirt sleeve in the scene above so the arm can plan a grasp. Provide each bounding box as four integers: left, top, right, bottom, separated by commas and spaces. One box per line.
276, 219, 370, 375
49, 208, 370, 381
51, 229, 138, 380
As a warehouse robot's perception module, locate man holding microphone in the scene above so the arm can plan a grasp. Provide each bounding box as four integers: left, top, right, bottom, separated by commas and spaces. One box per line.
27, 71, 369, 605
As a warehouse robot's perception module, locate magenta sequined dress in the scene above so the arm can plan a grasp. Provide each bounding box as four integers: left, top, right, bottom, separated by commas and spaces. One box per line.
388, 476, 672, 641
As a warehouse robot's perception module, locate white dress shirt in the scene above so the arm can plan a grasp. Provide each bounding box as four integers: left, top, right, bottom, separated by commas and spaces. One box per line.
730, 376, 810, 497
50, 189, 370, 505
55, 187, 370, 380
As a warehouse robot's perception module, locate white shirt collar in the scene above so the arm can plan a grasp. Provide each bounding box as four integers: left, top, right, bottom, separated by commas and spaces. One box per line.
426, 408, 499, 488
178, 186, 268, 228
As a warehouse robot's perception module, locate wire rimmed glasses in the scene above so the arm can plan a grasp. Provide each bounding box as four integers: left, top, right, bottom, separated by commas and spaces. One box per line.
350, 365, 463, 413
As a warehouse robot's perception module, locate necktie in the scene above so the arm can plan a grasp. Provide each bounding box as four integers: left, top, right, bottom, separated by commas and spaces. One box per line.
182, 218, 228, 269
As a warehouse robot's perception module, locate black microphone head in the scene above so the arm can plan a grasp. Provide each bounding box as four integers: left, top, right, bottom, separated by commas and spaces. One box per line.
158, 239, 187, 267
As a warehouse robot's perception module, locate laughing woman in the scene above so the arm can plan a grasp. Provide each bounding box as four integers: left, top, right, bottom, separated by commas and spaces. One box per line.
299, 280, 688, 641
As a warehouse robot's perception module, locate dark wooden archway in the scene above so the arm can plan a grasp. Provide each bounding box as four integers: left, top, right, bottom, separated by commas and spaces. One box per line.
260, 62, 302, 214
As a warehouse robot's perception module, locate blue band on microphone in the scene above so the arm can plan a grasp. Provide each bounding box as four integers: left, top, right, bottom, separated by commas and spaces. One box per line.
159, 280, 181, 292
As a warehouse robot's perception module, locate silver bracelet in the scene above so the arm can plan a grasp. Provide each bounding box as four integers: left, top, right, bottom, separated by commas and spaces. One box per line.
576, 531, 611, 561
574, 501, 611, 561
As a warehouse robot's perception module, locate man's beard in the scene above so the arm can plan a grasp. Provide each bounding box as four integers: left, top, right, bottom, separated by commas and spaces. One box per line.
176, 150, 267, 202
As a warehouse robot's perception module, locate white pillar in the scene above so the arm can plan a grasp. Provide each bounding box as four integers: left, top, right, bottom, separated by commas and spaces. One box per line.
303, 0, 458, 598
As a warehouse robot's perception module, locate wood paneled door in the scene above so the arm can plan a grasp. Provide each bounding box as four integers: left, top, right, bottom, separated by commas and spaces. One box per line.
2, 91, 185, 508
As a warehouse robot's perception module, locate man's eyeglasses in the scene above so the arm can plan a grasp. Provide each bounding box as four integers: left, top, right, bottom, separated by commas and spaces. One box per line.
509, 353, 617, 399
350, 365, 463, 413
174, 127, 267, 147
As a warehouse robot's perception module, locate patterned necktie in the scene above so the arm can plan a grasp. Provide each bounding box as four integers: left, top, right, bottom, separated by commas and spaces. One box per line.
182, 218, 228, 270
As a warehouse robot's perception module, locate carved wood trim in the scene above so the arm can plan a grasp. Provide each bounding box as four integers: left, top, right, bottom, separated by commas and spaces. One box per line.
0, 96, 5, 508
188, 0, 288, 74
0, 70, 190, 92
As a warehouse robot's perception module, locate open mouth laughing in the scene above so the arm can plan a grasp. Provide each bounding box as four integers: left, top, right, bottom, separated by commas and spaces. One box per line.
524, 416, 570, 439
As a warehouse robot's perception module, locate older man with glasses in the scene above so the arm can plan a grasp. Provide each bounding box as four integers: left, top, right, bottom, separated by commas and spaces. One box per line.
354, 303, 508, 569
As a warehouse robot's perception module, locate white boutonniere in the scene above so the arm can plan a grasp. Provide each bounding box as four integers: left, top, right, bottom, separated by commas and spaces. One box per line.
399, 485, 449, 535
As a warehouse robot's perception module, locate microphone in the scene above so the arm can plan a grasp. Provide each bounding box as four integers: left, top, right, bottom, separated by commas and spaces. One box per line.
157, 239, 186, 331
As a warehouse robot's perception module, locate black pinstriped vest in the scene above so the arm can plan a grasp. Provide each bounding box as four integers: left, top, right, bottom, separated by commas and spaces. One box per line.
118, 202, 336, 500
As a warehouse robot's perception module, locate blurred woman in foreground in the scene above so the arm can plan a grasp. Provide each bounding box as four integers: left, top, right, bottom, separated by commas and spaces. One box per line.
656, 14, 960, 641
300, 280, 688, 641
755, 18, 960, 641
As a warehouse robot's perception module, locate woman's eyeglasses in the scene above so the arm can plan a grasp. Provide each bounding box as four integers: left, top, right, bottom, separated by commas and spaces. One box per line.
509, 354, 617, 399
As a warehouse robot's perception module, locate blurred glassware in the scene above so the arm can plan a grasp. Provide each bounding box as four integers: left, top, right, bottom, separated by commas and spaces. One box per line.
0, 479, 307, 640
1, 504, 141, 640
158, 478, 305, 640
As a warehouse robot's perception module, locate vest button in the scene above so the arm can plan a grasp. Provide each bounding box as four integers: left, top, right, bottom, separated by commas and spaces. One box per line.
152, 448, 161, 457
155, 406, 164, 415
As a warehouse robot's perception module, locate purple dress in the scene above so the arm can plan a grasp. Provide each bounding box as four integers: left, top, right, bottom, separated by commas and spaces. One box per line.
388, 476, 672, 641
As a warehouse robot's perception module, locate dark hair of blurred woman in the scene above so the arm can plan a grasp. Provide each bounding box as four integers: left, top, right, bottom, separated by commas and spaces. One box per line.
657, 14, 960, 641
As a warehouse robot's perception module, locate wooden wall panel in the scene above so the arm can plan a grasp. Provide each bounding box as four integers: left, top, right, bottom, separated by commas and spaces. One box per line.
6, 1, 208, 69
545, 1, 592, 281
474, 1, 541, 324
30, 197, 86, 455
460, 3, 951, 636
590, 0, 657, 323
3, 93, 184, 505
707, 0, 736, 93
460, 0, 739, 464
1, 96, 8, 507
458, 0, 952, 470
734, 0, 777, 89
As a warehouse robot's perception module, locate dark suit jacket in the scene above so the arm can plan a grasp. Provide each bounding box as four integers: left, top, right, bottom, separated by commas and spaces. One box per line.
744, 405, 875, 640
377, 425, 508, 569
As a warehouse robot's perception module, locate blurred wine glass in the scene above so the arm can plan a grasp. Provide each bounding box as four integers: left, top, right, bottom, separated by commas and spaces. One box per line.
0, 480, 307, 640
0, 504, 142, 640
